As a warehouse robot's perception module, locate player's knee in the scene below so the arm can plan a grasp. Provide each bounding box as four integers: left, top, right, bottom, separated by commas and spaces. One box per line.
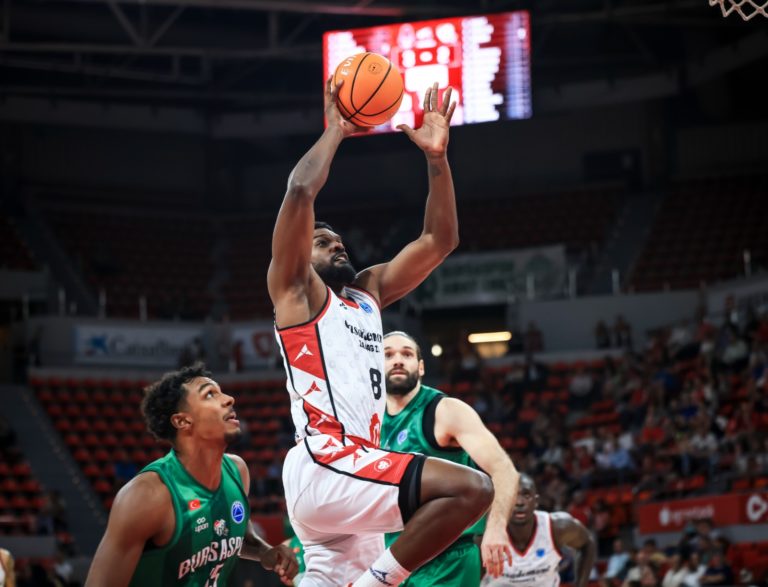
464, 469, 494, 515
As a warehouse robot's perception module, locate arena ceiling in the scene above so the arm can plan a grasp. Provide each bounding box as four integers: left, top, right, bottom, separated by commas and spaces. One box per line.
0, 0, 765, 111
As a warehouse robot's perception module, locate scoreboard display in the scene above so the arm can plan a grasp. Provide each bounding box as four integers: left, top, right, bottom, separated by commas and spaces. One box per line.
323, 10, 532, 133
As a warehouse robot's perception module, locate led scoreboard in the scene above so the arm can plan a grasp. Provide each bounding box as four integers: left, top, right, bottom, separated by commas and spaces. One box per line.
323, 10, 532, 133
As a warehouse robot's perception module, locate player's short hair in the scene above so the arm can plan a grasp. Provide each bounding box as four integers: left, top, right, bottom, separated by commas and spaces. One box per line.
141, 362, 211, 441
314, 221, 334, 232
383, 331, 422, 361
519, 473, 537, 492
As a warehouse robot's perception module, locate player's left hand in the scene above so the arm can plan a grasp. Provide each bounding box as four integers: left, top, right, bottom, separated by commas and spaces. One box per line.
397, 82, 457, 159
260, 544, 299, 585
481, 525, 513, 578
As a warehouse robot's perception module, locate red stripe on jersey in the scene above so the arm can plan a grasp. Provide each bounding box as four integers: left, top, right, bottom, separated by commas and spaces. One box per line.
338, 295, 359, 309
353, 452, 414, 484
303, 399, 344, 438
281, 327, 325, 381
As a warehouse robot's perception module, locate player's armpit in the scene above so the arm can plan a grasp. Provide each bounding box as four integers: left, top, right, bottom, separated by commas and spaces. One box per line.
85, 474, 170, 587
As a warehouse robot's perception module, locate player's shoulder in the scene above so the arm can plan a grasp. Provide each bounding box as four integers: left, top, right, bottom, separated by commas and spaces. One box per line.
548, 510, 577, 526
225, 453, 249, 485
434, 395, 482, 423
113, 471, 171, 515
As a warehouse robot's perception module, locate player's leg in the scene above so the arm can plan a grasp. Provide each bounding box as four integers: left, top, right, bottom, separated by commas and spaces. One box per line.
352, 456, 492, 587
391, 456, 492, 570
400, 537, 482, 587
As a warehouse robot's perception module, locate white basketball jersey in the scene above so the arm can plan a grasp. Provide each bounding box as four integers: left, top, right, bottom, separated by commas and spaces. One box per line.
275, 285, 385, 446
483, 511, 562, 587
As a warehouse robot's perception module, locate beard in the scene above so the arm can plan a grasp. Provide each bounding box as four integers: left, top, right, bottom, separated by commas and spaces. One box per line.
224, 424, 244, 446
386, 371, 420, 396
315, 259, 357, 286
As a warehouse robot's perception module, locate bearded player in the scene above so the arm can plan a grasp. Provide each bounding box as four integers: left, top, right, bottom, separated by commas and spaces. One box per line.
269, 79, 496, 587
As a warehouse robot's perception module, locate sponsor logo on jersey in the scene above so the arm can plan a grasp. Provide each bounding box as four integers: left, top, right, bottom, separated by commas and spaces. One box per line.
195, 517, 209, 533
304, 381, 322, 396
359, 301, 373, 314
374, 458, 392, 472
177, 536, 244, 579
369, 568, 393, 585
397, 429, 408, 444
213, 519, 228, 537
294, 344, 313, 362
188, 499, 202, 511
231, 501, 246, 524
536, 548, 546, 557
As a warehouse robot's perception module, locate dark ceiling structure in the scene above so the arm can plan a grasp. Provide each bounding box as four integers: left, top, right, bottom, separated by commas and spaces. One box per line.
1, 0, 765, 113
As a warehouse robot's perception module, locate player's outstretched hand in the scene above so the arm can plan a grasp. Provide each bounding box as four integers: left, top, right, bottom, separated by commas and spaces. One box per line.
397, 82, 457, 158
325, 76, 371, 139
481, 525, 513, 578
260, 543, 299, 585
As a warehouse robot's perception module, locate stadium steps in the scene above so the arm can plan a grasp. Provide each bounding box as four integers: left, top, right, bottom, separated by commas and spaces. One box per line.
587, 189, 664, 295
13, 201, 97, 315
1, 383, 106, 553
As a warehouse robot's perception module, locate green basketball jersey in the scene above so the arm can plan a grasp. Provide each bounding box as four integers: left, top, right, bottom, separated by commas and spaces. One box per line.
128, 450, 249, 587
381, 385, 486, 548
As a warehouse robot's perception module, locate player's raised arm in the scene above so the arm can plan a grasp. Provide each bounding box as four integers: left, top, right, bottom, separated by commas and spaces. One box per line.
551, 512, 597, 587
85, 474, 168, 587
356, 82, 459, 308
268, 77, 362, 327
435, 397, 519, 578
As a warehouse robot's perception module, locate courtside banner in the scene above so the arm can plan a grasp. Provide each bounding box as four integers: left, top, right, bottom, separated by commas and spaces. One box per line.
74, 324, 202, 366
231, 324, 278, 368
637, 492, 768, 534
415, 245, 567, 307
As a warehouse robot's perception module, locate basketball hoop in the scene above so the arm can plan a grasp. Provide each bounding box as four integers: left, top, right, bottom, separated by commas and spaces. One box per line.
709, 0, 768, 20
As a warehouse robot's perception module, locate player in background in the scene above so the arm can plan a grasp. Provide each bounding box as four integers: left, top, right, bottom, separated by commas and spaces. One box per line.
0, 547, 16, 587
382, 331, 520, 584
482, 474, 596, 587
85, 364, 297, 587
269, 78, 494, 587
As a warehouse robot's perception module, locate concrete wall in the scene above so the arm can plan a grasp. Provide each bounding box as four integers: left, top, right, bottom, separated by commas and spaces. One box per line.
518, 290, 701, 351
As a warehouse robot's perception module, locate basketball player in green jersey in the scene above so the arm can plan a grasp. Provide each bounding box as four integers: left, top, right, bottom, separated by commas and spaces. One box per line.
85, 363, 297, 587
381, 332, 520, 586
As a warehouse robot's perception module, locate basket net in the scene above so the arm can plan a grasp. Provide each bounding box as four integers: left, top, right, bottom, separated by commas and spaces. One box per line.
709, 0, 768, 19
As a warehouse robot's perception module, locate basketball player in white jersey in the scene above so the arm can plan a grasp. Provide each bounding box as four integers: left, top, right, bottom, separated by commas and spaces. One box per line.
482, 474, 596, 587
268, 78, 495, 587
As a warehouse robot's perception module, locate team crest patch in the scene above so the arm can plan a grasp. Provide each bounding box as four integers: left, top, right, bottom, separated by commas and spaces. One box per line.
375, 458, 392, 472
359, 302, 373, 314
397, 429, 408, 444
231, 501, 245, 524
213, 519, 228, 537
536, 548, 546, 557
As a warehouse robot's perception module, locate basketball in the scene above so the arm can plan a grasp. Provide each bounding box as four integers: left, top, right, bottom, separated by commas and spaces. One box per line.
333, 52, 404, 128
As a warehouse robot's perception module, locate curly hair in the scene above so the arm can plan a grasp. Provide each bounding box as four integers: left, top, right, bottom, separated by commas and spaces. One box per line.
141, 362, 212, 442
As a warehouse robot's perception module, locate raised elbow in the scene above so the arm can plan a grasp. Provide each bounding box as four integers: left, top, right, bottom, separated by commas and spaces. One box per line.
285, 182, 313, 201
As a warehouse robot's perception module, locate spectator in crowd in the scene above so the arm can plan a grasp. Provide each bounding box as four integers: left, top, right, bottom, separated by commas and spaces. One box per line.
524, 321, 544, 353
614, 315, 633, 350
596, 320, 612, 349
699, 551, 733, 586
567, 490, 592, 527
662, 554, 688, 587
600, 539, 631, 587
569, 366, 595, 411
679, 552, 706, 587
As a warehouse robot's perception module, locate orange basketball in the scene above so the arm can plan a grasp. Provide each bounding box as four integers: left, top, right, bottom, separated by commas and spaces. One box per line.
333, 52, 404, 128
